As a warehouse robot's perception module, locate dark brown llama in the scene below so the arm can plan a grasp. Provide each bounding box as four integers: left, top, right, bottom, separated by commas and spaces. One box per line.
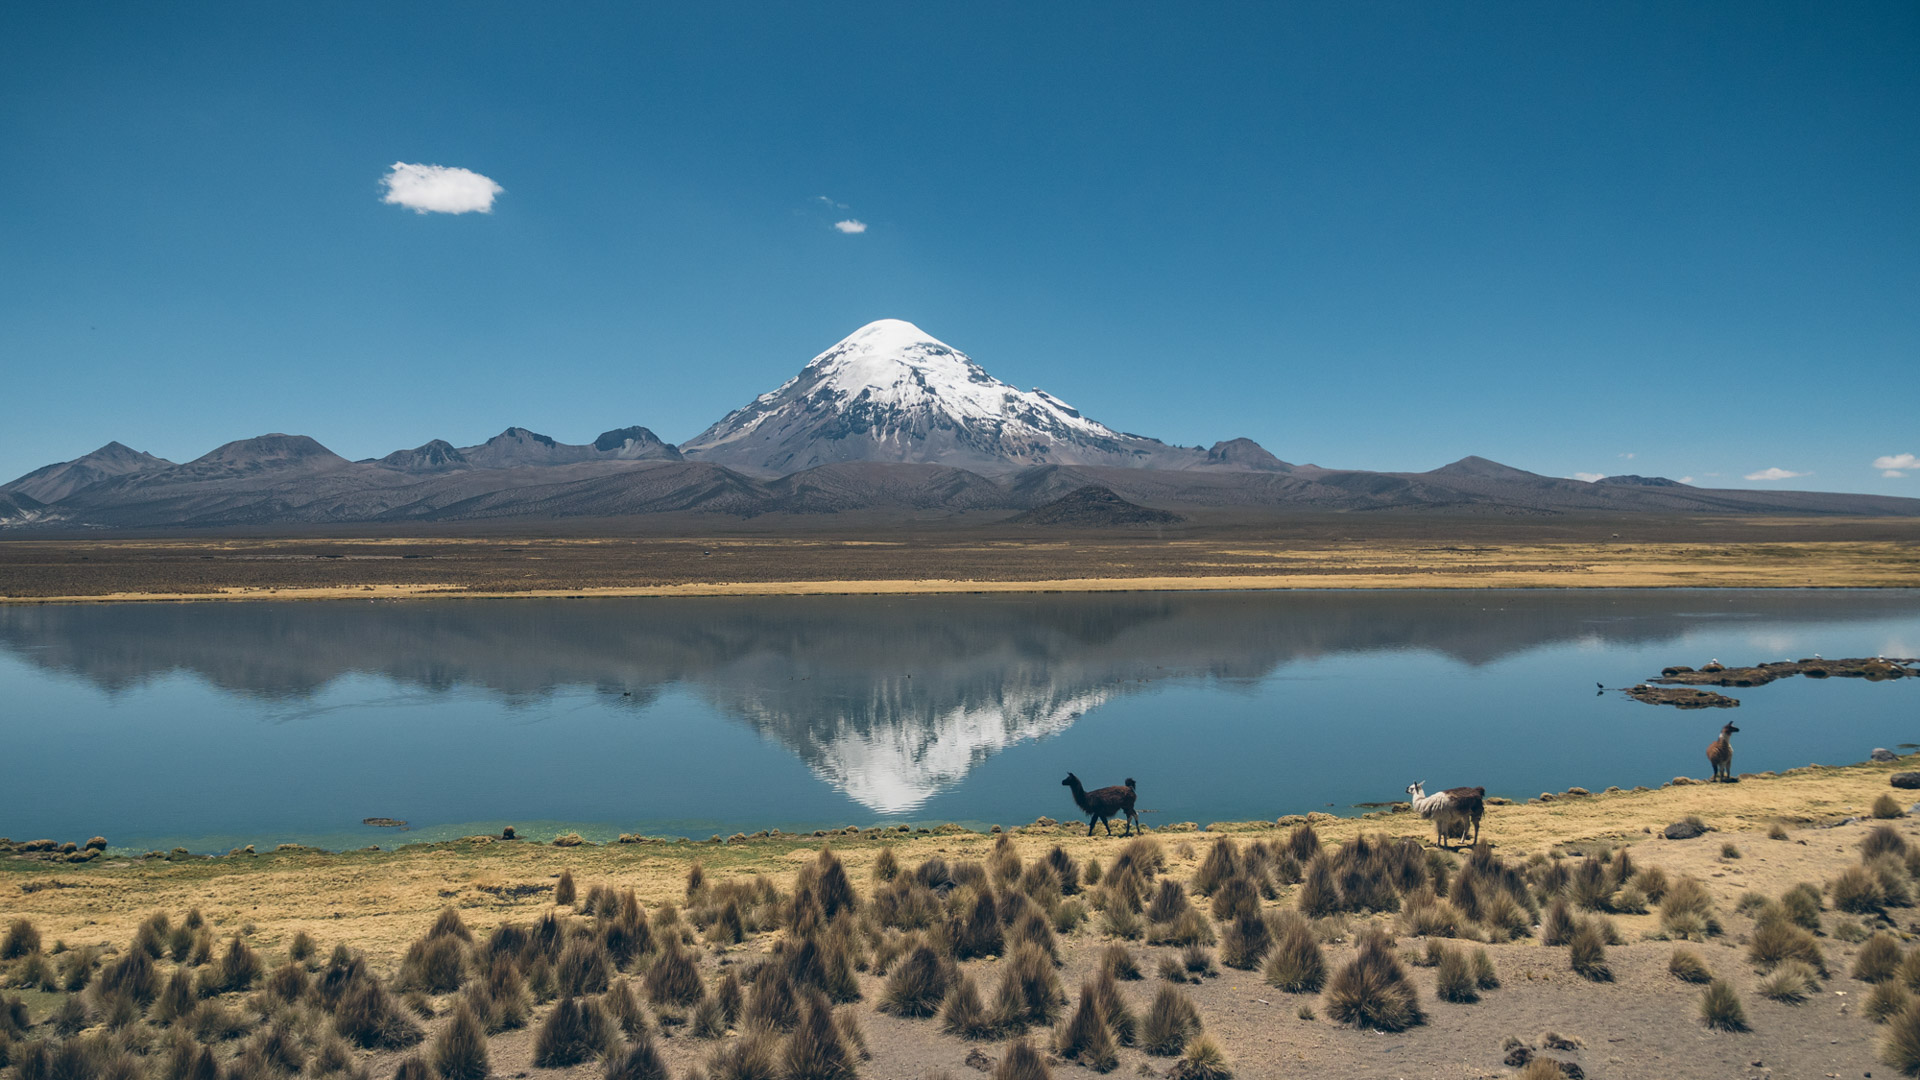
1061, 774, 1138, 837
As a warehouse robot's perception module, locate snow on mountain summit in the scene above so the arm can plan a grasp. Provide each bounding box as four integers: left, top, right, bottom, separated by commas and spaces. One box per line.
682, 319, 1198, 474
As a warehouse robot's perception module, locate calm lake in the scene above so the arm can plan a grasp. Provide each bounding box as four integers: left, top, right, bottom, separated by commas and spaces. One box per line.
2, 590, 1917, 854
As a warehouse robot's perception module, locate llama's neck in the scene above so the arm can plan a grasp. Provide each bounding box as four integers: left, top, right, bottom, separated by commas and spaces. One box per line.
1067, 780, 1090, 812
1411, 790, 1451, 816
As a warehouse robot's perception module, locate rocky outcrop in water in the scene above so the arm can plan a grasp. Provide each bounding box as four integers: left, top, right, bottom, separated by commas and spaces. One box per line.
1626, 685, 1739, 709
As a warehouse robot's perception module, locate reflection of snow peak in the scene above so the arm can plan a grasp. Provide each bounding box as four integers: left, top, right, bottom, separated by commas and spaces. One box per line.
737, 686, 1113, 815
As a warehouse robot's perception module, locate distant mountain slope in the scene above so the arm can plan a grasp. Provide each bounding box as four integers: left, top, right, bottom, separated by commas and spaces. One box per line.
1010, 485, 1184, 526
1, 441, 174, 502
681, 319, 1208, 474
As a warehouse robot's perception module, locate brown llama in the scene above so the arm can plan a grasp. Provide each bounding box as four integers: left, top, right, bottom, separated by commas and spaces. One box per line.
1061, 774, 1138, 837
1706, 723, 1739, 782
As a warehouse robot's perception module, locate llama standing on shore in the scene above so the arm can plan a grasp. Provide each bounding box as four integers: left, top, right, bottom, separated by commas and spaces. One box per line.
1061, 773, 1139, 837
1707, 723, 1739, 782
1405, 781, 1486, 849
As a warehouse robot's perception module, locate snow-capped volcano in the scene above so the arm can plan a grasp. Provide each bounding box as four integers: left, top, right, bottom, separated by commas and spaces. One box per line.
681, 319, 1201, 474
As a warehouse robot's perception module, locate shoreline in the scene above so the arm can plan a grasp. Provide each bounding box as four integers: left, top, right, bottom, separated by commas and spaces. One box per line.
9, 574, 1920, 605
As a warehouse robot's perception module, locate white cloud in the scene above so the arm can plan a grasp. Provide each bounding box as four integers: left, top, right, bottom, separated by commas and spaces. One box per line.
833, 219, 868, 234
1888, 470, 1908, 479
1678, 476, 1694, 485
1618, 452, 1635, 459
1873, 453, 1916, 478
1744, 467, 1810, 481
816, 195, 849, 209
1572, 472, 1605, 483
380, 162, 503, 214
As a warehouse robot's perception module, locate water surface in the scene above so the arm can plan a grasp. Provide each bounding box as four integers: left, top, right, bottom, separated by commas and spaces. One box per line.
2, 590, 1915, 853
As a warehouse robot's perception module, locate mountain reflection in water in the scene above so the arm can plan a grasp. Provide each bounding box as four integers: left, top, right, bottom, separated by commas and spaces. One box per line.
5, 591, 1918, 828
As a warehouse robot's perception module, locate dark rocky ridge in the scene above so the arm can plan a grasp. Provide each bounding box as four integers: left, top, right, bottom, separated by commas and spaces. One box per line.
1009, 485, 1185, 527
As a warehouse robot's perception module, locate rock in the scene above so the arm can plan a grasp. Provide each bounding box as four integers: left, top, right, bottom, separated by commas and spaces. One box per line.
1557, 1063, 1585, 1080
84, 836, 108, 851
59, 842, 78, 854
1664, 819, 1710, 840
1893, 773, 1920, 790
1669, 776, 1703, 786
1628, 685, 1740, 709
1504, 1046, 1534, 1067
551, 833, 584, 847
1565, 787, 1591, 797
1873, 748, 1899, 762
964, 1049, 993, 1072
501, 826, 517, 840
20, 839, 56, 852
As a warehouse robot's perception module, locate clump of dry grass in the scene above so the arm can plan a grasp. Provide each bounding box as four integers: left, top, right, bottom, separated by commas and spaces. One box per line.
1140, 985, 1202, 1056
1433, 945, 1477, 1003
1, 919, 40, 961
1700, 979, 1748, 1032
939, 974, 996, 1040
533, 995, 617, 1067
782, 991, 856, 1080
555, 871, 577, 907
1053, 982, 1120, 1072
1219, 913, 1271, 971
1749, 911, 1826, 975
1100, 943, 1140, 982
430, 1002, 489, 1080
606, 1030, 670, 1080
1569, 919, 1611, 982
1885, 998, 1920, 1075
1262, 917, 1325, 993
1867, 981, 1914, 1024
879, 944, 952, 1018
1669, 948, 1712, 983
1324, 931, 1423, 1032
1858, 935, 1906, 983
645, 942, 704, 1007
1658, 876, 1722, 940
334, 978, 423, 1050
992, 1038, 1051, 1080
1874, 794, 1907, 819
992, 943, 1064, 1032
1169, 1036, 1231, 1080
1758, 960, 1819, 1004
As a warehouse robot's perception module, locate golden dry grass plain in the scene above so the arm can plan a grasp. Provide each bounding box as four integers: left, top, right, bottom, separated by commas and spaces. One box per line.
3, 517, 1918, 602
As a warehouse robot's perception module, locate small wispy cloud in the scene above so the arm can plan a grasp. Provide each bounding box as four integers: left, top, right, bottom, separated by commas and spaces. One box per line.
833, 219, 868, 234
1618, 452, 1635, 460
816, 195, 849, 210
381, 162, 503, 214
1678, 476, 1695, 485
1874, 453, 1916, 479
1572, 472, 1605, 483
1745, 467, 1810, 482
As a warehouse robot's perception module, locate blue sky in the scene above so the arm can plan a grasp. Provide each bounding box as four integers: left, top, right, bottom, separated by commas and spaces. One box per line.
2, 2, 1915, 491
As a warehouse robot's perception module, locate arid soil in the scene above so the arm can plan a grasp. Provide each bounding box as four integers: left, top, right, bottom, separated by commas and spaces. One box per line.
3, 515, 1918, 600
7, 757, 1920, 1079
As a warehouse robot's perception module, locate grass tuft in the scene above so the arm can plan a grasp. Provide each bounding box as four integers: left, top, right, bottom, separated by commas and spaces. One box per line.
1433, 945, 1477, 1003
1140, 985, 1202, 1056
1875, 794, 1908, 820
991, 1038, 1050, 1080
1759, 960, 1819, 1004
1053, 983, 1119, 1073
430, 1003, 490, 1080
1859, 935, 1907, 983
1262, 918, 1325, 994
1700, 978, 1748, 1032
534, 996, 617, 1068
879, 944, 952, 1018
1324, 932, 1423, 1032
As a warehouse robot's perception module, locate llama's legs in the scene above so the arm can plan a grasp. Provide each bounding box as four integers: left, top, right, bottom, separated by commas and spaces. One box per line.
1087, 818, 1097, 837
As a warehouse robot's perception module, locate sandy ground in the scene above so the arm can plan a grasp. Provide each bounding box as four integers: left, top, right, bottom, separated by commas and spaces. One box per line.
8, 757, 1920, 1079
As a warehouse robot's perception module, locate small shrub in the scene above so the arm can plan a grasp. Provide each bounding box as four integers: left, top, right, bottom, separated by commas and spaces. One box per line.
1181, 945, 1216, 978
1875, 794, 1907, 819
1859, 935, 1907, 983
992, 1038, 1050, 1080
1660, 877, 1722, 940
1868, 980, 1914, 1024
1841, 865, 1893, 913
604, 978, 649, 1038
1886, 999, 1920, 1076
1171, 1036, 1231, 1080
1434, 946, 1477, 1003
1669, 948, 1712, 983
1768, 822, 1790, 841
992, 943, 1063, 1030
606, 1032, 670, 1080
645, 943, 704, 1007
1470, 948, 1498, 989
781, 991, 855, 1080
1262, 920, 1325, 993
1569, 921, 1611, 982
1219, 913, 1271, 971
1101, 943, 1141, 981
534, 996, 617, 1067
0, 920, 39, 961
1156, 954, 1186, 984
1700, 979, 1748, 1032
1780, 883, 1824, 929
1324, 933, 1423, 1032
431, 1003, 489, 1080
1721, 842, 1742, 860
555, 871, 577, 907
939, 974, 995, 1040
1749, 913, 1826, 975
335, 978, 423, 1049
1759, 960, 1818, 1004
706, 1032, 778, 1080
879, 945, 951, 1018
1541, 899, 1575, 947
1140, 985, 1202, 1056
1100, 904, 1143, 941
872, 847, 899, 884
1053, 985, 1119, 1073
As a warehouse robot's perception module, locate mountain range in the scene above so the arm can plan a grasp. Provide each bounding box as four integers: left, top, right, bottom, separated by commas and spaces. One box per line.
6, 319, 1918, 529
